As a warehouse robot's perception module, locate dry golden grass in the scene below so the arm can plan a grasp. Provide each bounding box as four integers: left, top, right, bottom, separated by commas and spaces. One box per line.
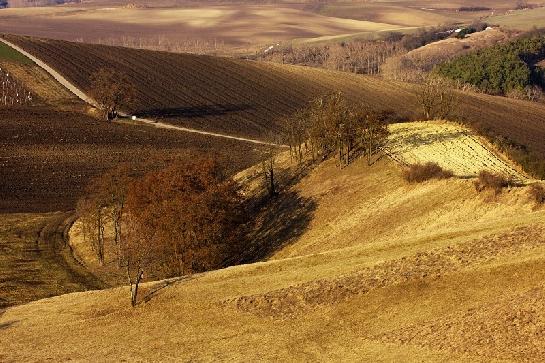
387, 121, 528, 181
2, 139, 545, 361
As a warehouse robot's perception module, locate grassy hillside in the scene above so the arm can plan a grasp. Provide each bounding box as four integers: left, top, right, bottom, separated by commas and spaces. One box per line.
0, 41, 31, 64
0, 107, 267, 213
2, 144, 544, 361
0, 212, 105, 308
488, 7, 545, 30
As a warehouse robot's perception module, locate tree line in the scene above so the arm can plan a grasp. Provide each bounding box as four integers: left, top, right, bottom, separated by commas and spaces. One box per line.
283, 92, 390, 168
255, 27, 456, 76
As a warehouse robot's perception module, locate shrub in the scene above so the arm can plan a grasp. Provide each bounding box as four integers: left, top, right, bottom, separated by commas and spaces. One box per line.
506, 85, 544, 101
403, 162, 454, 183
474, 171, 515, 194
456, 27, 477, 39
528, 183, 545, 204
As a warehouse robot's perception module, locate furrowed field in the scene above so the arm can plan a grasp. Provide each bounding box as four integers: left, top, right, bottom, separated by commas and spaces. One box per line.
0, 107, 268, 213
6, 35, 545, 178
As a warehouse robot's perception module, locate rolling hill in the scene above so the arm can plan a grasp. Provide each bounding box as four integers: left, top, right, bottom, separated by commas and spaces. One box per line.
1, 33, 545, 360
1, 127, 545, 361
4, 34, 545, 178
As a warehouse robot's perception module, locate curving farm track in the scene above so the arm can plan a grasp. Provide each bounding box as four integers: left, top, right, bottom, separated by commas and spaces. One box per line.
0, 37, 283, 147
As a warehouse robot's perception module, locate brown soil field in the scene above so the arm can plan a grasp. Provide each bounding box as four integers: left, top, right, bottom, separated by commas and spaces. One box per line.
0, 106, 268, 213
6, 35, 545, 178
4, 35, 423, 138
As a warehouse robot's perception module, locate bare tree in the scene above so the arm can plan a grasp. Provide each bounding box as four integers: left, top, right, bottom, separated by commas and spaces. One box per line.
354, 109, 390, 166
419, 76, 457, 120
261, 134, 281, 198
76, 193, 107, 265
89, 68, 136, 121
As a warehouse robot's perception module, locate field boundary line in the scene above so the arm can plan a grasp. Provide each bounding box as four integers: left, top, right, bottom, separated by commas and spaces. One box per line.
0, 37, 285, 148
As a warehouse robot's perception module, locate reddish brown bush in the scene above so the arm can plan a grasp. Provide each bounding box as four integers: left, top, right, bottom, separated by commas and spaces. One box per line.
528, 183, 545, 204
403, 162, 454, 183
124, 158, 242, 278
474, 171, 515, 194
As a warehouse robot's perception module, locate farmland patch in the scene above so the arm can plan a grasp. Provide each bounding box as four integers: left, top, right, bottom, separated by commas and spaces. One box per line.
387, 121, 527, 181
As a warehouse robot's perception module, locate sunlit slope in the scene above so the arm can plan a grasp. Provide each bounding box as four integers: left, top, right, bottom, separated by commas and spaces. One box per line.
387, 121, 527, 180
2, 146, 545, 361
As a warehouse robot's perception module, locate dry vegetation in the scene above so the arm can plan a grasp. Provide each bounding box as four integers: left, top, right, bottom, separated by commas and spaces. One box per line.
5, 35, 545, 179
387, 121, 528, 181
2, 147, 545, 361
383, 28, 511, 81
474, 170, 517, 194
2, 16, 545, 359
403, 162, 454, 183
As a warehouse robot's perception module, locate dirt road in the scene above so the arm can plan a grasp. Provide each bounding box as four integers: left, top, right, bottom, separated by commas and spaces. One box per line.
0, 38, 284, 147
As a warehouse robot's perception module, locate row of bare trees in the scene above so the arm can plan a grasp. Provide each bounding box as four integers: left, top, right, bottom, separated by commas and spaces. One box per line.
76, 159, 241, 306
81, 36, 228, 56
283, 93, 390, 168
259, 40, 404, 75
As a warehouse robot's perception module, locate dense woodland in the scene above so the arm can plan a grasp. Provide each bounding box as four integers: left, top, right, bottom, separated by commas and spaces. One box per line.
437, 32, 545, 96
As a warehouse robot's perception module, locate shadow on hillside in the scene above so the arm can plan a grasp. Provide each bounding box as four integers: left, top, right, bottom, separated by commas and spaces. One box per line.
139, 275, 195, 306
137, 103, 252, 119
236, 165, 318, 264
389, 128, 468, 154
0, 310, 17, 331
242, 191, 316, 263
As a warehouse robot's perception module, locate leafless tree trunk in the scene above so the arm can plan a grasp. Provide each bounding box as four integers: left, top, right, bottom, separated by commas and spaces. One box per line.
127, 260, 144, 307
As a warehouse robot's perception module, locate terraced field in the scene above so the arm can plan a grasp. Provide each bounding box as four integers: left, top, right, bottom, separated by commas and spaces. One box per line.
387, 121, 528, 181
